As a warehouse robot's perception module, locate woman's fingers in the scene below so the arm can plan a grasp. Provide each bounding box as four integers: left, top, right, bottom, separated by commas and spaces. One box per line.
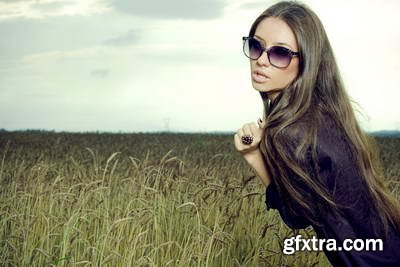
244, 122, 262, 144
237, 127, 244, 137
243, 122, 253, 137
234, 118, 268, 155
234, 133, 241, 148
257, 117, 267, 129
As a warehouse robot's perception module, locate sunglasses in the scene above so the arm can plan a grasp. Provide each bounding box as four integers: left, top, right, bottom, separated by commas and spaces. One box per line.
242, 36, 299, 68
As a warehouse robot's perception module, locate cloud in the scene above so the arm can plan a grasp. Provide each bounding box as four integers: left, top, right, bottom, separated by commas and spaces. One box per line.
91, 68, 110, 78
21, 47, 103, 64
0, 15, 116, 61
0, 0, 28, 2
103, 29, 140, 46
111, 0, 227, 19
238, 1, 273, 10
0, 0, 110, 20
31, 1, 73, 13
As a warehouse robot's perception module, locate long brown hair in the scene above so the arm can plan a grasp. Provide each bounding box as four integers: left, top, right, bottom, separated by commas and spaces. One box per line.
252, 0, 400, 240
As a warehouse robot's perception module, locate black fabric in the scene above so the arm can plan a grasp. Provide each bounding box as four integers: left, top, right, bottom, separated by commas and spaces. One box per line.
264, 98, 400, 266
265, 179, 311, 229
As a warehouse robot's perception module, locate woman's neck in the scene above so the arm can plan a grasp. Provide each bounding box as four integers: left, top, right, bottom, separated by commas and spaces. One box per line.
268, 89, 283, 103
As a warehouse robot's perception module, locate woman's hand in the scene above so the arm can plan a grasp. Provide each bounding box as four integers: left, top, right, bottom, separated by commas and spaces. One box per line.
234, 117, 272, 187
234, 117, 267, 157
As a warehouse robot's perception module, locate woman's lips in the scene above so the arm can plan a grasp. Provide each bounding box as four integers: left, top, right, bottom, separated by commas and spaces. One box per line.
252, 71, 270, 83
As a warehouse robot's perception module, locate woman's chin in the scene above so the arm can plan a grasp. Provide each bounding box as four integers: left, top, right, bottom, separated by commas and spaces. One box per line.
252, 84, 269, 93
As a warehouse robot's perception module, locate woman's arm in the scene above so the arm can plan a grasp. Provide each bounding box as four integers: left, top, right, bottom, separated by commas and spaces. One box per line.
234, 118, 272, 188
243, 148, 272, 188
244, 146, 312, 229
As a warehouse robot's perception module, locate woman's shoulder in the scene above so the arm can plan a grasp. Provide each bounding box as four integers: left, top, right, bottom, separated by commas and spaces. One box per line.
288, 111, 351, 152
288, 110, 338, 138
280, 110, 356, 174
316, 111, 356, 164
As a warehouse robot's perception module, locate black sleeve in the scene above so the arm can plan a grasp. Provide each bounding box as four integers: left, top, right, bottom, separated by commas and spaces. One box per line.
265, 180, 312, 229
264, 135, 337, 230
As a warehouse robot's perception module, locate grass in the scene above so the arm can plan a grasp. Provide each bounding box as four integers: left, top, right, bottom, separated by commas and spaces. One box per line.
0, 131, 399, 266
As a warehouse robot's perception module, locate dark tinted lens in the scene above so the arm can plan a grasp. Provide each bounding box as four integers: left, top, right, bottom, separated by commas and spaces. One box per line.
244, 37, 262, 59
268, 46, 291, 67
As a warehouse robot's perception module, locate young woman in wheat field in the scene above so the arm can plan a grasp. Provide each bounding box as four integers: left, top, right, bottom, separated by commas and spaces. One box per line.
233, 1, 400, 266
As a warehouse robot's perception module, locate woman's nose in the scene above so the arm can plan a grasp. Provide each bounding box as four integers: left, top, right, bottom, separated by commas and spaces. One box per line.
256, 51, 270, 67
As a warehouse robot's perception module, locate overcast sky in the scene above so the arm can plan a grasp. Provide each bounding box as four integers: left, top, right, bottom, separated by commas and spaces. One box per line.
0, 0, 399, 133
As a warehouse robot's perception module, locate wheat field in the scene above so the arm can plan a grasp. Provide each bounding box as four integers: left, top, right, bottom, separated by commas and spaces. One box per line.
0, 131, 399, 266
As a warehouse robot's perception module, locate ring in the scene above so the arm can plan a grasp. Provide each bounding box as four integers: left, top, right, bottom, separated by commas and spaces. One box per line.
241, 134, 254, 145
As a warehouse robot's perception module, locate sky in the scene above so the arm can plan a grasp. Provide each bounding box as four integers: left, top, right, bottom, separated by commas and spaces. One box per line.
0, 0, 399, 133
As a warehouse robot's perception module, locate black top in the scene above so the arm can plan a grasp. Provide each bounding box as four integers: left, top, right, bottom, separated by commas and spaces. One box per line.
264, 98, 400, 266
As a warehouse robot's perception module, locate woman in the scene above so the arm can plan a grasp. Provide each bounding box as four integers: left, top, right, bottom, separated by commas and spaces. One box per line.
233, 1, 400, 266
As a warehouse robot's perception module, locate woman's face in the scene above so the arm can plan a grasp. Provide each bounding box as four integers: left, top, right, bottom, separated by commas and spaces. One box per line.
250, 17, 300, 100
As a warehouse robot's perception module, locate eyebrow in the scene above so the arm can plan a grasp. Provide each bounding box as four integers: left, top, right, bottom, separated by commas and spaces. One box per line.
254, 34, 295, 50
